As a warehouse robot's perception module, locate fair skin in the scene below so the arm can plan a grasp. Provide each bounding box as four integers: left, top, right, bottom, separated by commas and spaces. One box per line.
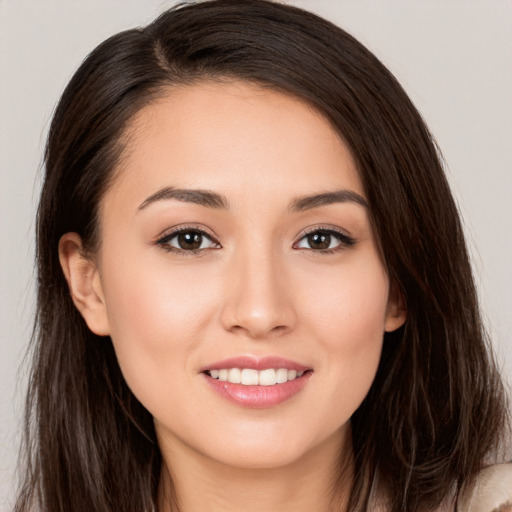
59, 81, 406, 512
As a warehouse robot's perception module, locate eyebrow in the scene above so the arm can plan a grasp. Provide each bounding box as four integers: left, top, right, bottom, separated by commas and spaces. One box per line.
138, 187, 229, 210
137, 186, 368, 212
289, 190, 368, 212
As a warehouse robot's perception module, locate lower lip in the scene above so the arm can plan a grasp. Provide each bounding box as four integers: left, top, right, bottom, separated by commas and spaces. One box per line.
203, 372, 312, 408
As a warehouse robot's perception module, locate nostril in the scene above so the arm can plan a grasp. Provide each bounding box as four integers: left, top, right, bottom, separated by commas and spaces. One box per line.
227, 323, 291, 340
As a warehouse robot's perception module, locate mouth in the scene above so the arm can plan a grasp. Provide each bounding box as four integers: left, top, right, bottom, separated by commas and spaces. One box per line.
204, 367, 309, 386
201, 356, 313, 407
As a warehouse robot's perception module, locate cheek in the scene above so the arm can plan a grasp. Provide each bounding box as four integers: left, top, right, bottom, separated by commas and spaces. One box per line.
99, 249, 219, 406
300, 252, 389, 344
296, 253, 389, 417
103, 241, 220, 329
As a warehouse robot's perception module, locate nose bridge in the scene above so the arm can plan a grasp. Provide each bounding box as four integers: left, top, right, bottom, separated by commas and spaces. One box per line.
220, 238, 295, 338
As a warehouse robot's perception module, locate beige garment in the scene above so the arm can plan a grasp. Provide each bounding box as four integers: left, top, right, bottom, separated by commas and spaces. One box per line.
369, 463, 512, 512
458, 463, 512, 512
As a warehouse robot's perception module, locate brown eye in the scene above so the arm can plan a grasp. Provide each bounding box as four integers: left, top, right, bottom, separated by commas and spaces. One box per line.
294, 229, 356, 252
176, 231, 203, 250
306, 232, 332, 250
157, 228, 219, 253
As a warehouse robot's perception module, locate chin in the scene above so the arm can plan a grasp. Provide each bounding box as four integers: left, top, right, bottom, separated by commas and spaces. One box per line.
195, 421, 347, 472
206, 442, 313, 470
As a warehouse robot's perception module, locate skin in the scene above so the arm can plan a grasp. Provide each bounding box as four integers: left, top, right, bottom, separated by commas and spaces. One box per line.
59, 81, 406, 512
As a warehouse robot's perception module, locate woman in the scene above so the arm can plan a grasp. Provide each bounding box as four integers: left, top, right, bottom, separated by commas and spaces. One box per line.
15, 1, 510, 511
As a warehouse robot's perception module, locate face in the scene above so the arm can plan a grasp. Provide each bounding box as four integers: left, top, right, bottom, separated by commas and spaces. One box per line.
61, 81, 405, 470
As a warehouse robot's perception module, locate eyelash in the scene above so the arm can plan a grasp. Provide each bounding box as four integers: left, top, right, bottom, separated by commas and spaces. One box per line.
293, 226, 356, 254
155, 225, 356, 256
155, 225, 220, 256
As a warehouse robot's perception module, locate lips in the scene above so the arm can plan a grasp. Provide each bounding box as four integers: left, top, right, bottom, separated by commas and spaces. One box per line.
201, 355, 309, 372
201, 356, 312, 408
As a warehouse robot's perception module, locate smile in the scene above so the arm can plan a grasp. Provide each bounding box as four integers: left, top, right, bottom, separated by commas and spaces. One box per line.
207, 368, 305, 386
202, 356, 312, 408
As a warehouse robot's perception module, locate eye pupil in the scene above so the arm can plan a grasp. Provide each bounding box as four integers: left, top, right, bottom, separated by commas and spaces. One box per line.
178, 231, 202, 250
308, 232, 330, 250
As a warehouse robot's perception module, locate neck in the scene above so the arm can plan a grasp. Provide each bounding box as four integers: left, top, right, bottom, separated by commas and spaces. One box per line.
157, 427, 353, 512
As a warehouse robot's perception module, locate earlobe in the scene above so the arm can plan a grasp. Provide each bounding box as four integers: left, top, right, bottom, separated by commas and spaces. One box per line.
384, 282, 407, 333
58, 233, 110, 336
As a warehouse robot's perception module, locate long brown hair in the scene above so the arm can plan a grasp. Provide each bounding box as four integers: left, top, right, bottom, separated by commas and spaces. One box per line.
16, 1, 509, 511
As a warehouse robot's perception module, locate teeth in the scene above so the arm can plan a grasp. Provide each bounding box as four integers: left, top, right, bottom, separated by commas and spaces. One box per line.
228, 368, 241, 384
241, 369, 259, 385
276, 368, 288, 384
259, 369, 276, 386
208, 368, 307, 385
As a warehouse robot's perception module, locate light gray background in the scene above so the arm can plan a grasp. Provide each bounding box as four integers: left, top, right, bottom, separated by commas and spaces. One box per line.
1, 1, 511, 509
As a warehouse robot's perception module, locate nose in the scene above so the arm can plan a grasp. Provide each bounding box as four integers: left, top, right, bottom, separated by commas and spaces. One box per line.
219, 245, 297, 340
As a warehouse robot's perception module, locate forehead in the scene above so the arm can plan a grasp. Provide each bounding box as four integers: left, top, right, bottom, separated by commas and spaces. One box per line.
107, 80, 364, 211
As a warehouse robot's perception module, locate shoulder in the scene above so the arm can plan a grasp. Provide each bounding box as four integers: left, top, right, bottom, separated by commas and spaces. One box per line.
369, 464, 512, 512
458, 463, 512, 512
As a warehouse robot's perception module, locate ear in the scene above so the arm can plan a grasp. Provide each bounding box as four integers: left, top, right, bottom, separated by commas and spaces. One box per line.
58, 232, 110, 336
384, 281, 407, 333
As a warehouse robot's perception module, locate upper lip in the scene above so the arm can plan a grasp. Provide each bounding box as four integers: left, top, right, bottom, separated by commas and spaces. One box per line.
200, 355, 310, 373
